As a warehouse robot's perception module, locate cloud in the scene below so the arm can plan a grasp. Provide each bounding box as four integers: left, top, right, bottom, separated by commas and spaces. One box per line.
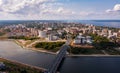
0, 0, 2, 5
39, 6, 76, 17
0, 0, 106, 20
0, 0, 77, 19
114, 4, 120, 11
0, 0, 55, 14
0, 0, 119, 20
56, 7, 75, 15
106, 4, 120, 13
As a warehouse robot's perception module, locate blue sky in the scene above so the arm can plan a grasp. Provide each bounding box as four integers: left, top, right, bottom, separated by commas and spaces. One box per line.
0, 0, 120, 20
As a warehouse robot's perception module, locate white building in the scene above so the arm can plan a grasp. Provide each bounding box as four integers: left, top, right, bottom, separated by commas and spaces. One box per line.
113, 32, 118, 37
47, 34, 59, 41
79, 33, 83, 36
73, 35, 92, 44
108, 30, 112, 36
47, 27, 52, 31
86, 36, 92, 44
74, 36, 84, 44
38, 30, 46, 38
48, 34, 53, 41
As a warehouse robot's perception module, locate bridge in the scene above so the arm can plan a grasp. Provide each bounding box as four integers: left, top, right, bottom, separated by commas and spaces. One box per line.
44, 39, 71, 73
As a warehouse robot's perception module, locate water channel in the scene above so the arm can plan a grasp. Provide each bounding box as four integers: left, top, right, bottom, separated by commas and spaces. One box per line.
0, 41, 120, 73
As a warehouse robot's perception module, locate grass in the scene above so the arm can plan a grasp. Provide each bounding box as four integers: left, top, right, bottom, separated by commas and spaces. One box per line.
34, 42, 65, 52
70, 46, 120, 55
70, 47, 104, 55
0, 58, 43, 73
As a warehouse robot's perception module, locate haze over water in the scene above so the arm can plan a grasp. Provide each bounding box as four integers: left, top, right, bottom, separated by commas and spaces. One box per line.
0, 20, 120, 28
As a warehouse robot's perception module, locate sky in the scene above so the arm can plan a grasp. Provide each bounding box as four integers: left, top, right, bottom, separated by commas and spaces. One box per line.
0, 0, 120, 20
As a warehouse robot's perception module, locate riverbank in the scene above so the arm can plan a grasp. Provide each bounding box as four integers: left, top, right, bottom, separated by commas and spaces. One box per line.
14, 39, 60, 54
68, 54, 120, 57
23, 45, 120, 57
0, 57, 45, 73
25, 47, 120, 57
12, 39, 120, 57
28, 48, 57, 55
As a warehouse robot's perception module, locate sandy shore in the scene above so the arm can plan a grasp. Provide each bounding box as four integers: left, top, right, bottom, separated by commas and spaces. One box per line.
28, 48, 57, 55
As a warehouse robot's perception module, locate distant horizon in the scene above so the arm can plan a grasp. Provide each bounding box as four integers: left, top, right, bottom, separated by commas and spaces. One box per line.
0, 19, 120, 21
0, 20, 120, 28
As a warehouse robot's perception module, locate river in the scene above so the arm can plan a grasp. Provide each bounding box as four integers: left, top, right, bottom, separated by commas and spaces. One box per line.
0, 41, 120, 73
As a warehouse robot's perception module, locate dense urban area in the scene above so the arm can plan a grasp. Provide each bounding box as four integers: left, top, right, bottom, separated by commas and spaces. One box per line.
0, 21, 120, 55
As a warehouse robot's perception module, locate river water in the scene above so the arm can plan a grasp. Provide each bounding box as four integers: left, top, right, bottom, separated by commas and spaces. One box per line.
0, 41, 120, 73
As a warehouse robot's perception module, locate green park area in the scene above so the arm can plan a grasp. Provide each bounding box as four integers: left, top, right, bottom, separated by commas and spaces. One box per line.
34, 42, 65, 52
70, 34, 120, 55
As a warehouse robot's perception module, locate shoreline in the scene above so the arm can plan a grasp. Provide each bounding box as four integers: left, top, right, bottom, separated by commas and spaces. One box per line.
26, 47, 120, 57
2, 39, 120, 57
28, 47, 120, 57
0, 57, 46, 71
13, 40, 120, 57
29, 48, 57, 55
14, 39, 26, 48
68, 54, 120, 57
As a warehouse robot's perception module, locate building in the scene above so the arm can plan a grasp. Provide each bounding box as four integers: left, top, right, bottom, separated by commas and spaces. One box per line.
101, 29, 108, 36
47, 27, 52, 31
118, 31, 120, 37
113, 32, 118, 37
73, 35, 92, 45
108, 30, 112, 36
47, 34, 59, 41
86, 36, 92, 44
38, 30, 46, 38
48, 34, 53, 41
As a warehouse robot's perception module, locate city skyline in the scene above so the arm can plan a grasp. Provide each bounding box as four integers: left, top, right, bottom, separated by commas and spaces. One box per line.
0, 0, 120, 20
